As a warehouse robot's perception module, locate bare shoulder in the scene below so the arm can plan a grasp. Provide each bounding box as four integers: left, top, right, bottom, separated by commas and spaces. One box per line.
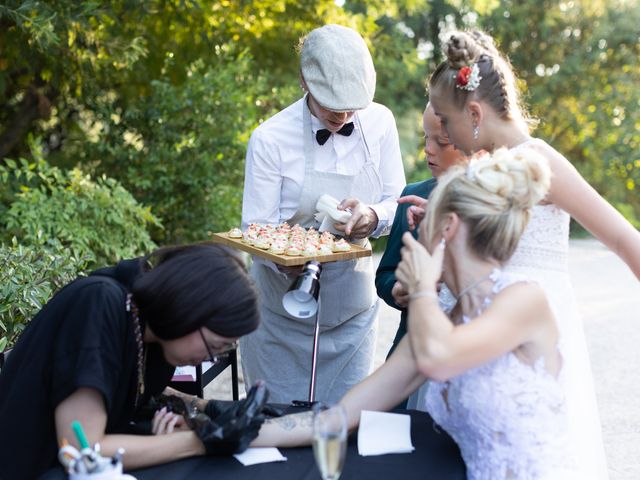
523, 137, 566, 167
490, 281, 550, 320
525, 137, 592, 210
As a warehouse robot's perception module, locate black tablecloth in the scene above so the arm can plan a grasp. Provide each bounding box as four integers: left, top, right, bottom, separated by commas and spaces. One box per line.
42, 410, 465, 479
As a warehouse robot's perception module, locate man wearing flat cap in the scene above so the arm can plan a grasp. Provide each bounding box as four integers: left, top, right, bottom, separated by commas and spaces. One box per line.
240, 24, 405, 404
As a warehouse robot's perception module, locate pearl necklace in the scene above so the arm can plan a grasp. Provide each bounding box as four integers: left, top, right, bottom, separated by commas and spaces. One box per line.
126, 294, 145, 406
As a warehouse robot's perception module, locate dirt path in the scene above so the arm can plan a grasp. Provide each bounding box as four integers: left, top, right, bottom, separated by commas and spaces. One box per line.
568, 239, 639, 479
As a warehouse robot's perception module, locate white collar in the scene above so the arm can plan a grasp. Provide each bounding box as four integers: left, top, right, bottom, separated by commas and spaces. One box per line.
309, 110, 359, 134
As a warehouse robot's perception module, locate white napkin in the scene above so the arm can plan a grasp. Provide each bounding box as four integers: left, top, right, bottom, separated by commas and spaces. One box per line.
357, 410, 415, 456
318, 214, 343, 235
316, 194, 352, 223
314, 211, 327, 223
315, 194, 352, 235
233, 447, 287, 466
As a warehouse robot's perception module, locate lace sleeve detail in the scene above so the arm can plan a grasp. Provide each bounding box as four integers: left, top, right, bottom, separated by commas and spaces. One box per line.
424, 268, 581, 479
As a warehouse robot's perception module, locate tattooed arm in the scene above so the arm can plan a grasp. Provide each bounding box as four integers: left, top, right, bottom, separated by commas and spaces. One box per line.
250, 411, 315, 447
251, 337, 425, 447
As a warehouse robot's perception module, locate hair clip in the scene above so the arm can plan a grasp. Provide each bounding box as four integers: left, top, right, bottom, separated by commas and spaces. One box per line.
454, 63, 482, 91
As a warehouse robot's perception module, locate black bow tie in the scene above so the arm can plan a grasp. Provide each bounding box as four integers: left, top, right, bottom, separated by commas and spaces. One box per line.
315, 122, 355, 145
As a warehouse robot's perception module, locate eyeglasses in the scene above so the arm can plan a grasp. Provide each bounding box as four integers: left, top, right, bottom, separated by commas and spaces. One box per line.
199, 328, 238, 365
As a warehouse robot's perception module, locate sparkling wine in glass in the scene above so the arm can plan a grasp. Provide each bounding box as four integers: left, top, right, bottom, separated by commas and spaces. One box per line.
312, 405, 347, 480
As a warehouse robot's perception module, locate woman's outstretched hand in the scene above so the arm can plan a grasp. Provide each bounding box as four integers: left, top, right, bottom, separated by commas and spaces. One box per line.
397, 195, 428, 231
396, 232, 444, 295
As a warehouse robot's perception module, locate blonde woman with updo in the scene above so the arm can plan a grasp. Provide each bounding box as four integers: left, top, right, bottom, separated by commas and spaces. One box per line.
254, 148, 582, 478
399, 29, 640, 478
393, 148, 581, 478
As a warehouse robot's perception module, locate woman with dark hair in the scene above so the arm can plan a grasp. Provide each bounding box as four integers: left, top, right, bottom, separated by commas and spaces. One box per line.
0, 243, 264, 479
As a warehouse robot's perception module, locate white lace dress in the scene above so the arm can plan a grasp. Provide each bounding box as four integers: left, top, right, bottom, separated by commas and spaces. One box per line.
409, 139, 609, 478
426, 270, 580, 479
501, 202, 608, 479
504, 136, 607, 478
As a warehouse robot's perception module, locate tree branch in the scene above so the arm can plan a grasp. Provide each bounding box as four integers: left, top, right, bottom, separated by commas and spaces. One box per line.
0, 85, 57, 160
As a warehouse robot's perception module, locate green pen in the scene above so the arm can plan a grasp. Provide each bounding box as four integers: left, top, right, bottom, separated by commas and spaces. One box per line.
71, 420, 90, 450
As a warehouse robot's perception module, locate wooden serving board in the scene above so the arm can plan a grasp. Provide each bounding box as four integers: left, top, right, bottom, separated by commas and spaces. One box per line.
210, 232, 372, 266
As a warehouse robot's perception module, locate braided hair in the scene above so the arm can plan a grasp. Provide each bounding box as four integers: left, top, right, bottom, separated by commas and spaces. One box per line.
429, 30, 536, 130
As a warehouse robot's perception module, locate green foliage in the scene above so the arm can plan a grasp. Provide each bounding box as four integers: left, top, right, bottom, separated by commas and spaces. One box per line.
1, 0, 639, 241
478, 0, 640, 221
381, 0, 640, 224
0, 0, 343, 159
0, 1, 149, 157
81, 53, 278, 243
0, 239, 87, 350
0, 153, 160, 268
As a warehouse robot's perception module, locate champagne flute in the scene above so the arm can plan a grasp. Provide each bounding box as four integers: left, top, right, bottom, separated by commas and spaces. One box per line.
312, 404, 347, 480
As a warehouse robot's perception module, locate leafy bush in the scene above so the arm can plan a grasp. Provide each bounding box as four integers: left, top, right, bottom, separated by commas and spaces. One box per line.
0, 240, 87, 351
81, 52, 281, 243
0, 155, 161, 268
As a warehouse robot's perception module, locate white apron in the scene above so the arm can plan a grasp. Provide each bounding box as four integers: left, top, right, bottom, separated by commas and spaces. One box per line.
240, 97, 383, 404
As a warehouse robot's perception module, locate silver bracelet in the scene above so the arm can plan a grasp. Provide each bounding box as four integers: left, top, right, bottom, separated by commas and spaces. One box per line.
408, 290, 438, 302
190, 395, 200, 412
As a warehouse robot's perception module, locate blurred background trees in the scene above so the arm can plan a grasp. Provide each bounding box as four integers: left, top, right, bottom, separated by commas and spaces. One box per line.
1, 0, 639, 346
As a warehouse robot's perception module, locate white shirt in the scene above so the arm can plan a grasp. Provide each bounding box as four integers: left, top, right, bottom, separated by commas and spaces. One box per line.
242, 97, 405, 237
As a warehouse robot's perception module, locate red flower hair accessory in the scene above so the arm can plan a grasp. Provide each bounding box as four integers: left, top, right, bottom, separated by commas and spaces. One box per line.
454, 63, 482, 91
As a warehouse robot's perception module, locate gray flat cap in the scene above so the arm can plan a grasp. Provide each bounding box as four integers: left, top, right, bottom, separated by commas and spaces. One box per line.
300, 24, 376, 112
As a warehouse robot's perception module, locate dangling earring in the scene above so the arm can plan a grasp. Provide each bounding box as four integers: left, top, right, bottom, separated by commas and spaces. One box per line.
473, 124, 479, 140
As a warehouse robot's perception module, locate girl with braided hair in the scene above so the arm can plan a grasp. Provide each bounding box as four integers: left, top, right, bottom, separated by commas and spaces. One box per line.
402, 29, 640, 478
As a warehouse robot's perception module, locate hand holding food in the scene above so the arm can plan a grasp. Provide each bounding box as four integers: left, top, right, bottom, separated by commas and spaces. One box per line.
334, 197, 378, 240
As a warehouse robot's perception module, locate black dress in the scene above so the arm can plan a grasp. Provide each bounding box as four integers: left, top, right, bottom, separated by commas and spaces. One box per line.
0, 259, 174, 480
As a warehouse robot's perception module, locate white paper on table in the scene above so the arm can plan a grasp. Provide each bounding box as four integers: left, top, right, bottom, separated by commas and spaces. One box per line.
357, 410, 415, 456
233, 448, 287, 466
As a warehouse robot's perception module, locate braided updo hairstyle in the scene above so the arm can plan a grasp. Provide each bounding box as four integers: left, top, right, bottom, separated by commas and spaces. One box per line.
423, 147, 551, 263
429, 30, 534, 128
